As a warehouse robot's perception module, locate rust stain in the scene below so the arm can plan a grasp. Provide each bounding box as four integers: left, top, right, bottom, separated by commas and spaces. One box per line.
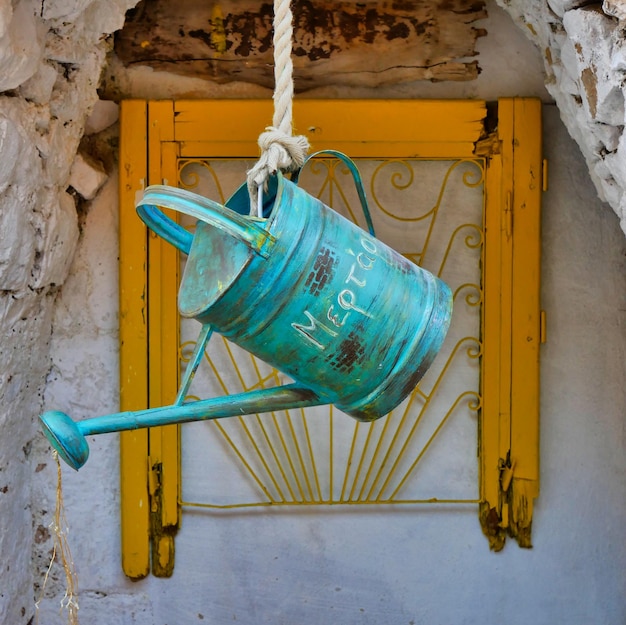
485, 506, 500, 532
395, 255, 415, 275
392, 1, 419, 11
508, 478, 536, 549
293, 387, 320, 403
34, 524, 51, 544
400, 357, 429, 399
304, 247, 337, 295
581, 65, 598, 119
327, 331, 366, 372
479, 502, 506, 551
574, 42, 583, 58
544, 47, 552, 65
227, 5, 274, 57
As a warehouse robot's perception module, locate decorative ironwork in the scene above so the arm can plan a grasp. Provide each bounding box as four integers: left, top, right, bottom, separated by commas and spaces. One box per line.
176, 157, 484, 509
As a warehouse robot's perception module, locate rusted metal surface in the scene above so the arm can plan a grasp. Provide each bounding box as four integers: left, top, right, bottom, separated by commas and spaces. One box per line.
305, 247, 337, 296
114, 0, 487, 89
162, 170, 453, 421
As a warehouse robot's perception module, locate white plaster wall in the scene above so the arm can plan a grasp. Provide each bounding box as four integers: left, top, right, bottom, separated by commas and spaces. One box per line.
0, 0, 138, 622
34, 4, 626, 623
40, 105, 626, 625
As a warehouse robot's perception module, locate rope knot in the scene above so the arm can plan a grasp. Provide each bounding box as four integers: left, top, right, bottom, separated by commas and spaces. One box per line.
255, 127, 309, 179
247, 127, 309, 215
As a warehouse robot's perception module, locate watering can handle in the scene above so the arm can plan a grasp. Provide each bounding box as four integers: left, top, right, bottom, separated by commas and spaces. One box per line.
293, 149, 376, 237
136, 186, 275, 258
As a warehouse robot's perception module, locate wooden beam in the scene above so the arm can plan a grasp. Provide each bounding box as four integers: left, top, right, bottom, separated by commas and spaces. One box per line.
115, 0, 487, 90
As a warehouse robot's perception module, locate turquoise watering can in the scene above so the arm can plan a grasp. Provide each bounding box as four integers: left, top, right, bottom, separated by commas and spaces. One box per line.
40, 152, 452, 470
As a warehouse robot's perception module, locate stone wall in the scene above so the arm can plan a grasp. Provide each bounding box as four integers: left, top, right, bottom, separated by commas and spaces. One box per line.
496, 0, 626, 233
0, 0, 135, 622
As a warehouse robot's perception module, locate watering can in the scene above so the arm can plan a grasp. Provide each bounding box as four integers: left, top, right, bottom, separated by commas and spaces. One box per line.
40, 152, 453, 470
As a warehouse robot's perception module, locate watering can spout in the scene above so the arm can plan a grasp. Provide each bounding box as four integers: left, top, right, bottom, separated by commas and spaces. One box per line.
40, 385, 325, 470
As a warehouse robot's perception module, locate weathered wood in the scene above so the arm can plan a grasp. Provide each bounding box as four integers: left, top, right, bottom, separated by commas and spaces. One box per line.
115, 0, 487, 90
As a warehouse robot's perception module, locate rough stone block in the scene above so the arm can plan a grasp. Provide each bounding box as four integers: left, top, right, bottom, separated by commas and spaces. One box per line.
498, 0, 626, 233
19, 62, 59, 104
0, 186, 36, 290
38, 117, 77, 185
79, 0, 139, 37
31, 190, 79, 289
0, 0, 11, 39
0, 111, 42, 292
559, 37, 582, 84
563, 8, 617, 66
609, 38, 626, 72
591, 121, 623, 153
84, 99, 119, 135
68, 151, 107, 200
551, 63, 580, 96
548, 0, 597, 18
0, 0, 43, 91
51, 175, 118, 336
41, 0, 97, 22
620, 196, 626, 232
592, 155, 612, 180
603, 0, 626, 21
589, 71, 624, 126
0, 115, 22, 194
563, 7, 626, 125
605, 131, 626, 187
599, 172, 623, 207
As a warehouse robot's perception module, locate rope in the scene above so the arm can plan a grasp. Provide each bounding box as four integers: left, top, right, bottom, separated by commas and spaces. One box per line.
36, 452, 79, 625
247, 0, 309, 216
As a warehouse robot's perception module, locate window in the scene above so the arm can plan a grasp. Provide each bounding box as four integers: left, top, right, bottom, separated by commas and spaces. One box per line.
119, 99, 543, 578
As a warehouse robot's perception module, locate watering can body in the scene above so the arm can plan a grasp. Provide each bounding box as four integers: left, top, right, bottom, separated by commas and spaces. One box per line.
140, 171, 452, 422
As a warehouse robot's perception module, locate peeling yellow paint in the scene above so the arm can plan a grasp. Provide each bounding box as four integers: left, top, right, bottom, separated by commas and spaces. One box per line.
508, 478, 538, 549
210, 5, 227, 55
479, 99, 542, 551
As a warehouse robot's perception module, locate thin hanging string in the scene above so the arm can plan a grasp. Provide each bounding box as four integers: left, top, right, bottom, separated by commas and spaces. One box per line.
247, 0, 309, 216
36, 452, 80, 625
